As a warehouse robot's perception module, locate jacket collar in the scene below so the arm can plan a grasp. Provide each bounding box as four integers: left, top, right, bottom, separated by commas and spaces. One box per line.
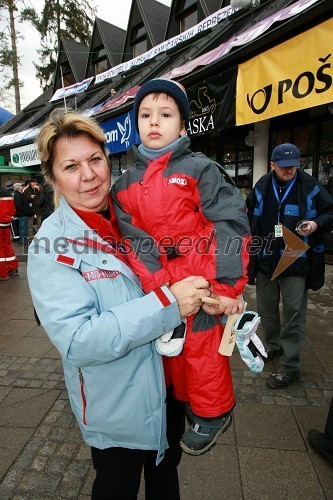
133, 135, 191, 166
57, 197, 140, 285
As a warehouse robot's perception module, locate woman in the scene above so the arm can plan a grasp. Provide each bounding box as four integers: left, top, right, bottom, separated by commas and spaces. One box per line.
27, 108, 211, 500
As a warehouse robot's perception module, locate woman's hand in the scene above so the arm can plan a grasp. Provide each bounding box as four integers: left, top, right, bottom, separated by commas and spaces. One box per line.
169, 276, 211, 317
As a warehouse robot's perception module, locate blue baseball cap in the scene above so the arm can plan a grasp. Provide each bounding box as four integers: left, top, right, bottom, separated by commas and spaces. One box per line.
271, 143, 300, 168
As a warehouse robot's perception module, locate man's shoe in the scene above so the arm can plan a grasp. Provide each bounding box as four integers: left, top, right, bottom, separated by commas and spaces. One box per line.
267, 371, 300, 389
264, 348, 283, 363
0, 276, 9, 281
307, 429, 333, 464
180, 413, 232, 456
9, 270, 18, 276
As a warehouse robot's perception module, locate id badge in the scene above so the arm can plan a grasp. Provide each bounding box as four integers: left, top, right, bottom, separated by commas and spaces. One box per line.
274, 224, 283, 238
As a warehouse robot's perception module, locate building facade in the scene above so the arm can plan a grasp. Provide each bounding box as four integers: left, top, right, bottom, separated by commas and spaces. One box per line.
0, 0, 332, 205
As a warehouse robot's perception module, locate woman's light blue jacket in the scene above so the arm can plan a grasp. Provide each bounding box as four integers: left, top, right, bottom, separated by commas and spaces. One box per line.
27, 197, 182, 463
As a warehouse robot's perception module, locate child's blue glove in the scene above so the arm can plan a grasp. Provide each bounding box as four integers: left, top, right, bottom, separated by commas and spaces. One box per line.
234, 312, 267, 373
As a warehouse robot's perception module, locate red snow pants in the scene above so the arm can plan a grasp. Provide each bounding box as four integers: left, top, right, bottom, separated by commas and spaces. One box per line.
164, 310, 235, 418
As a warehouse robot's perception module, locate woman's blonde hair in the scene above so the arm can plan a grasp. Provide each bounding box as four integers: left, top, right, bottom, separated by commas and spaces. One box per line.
36, 108, 108, 184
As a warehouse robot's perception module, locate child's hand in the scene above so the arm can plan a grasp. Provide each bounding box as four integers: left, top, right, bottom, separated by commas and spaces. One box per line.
235, 294, 245, 314
202, 294, 243, 316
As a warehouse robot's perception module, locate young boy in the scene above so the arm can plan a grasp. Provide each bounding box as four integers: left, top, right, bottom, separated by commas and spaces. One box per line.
111, 78, 251, 456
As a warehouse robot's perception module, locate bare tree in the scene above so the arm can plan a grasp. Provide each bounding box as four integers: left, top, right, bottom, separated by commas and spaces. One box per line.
23, 0, 96, 91
0, 0, 24, 113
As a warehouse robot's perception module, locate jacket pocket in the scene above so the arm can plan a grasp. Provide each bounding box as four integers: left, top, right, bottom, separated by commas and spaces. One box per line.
78, 367, 87, 425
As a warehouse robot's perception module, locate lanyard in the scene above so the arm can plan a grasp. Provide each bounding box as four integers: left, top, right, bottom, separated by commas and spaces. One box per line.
272, 176, 296, 224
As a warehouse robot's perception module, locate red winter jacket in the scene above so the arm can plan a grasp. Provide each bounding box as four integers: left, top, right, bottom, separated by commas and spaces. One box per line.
111, 136, 250, 298
0, 186, 15, 227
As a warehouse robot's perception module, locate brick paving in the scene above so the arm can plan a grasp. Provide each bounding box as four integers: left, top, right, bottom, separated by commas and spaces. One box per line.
0, 242, 332, 499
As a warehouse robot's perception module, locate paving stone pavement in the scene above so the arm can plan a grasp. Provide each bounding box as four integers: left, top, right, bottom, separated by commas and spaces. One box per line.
0, 243, 332, 499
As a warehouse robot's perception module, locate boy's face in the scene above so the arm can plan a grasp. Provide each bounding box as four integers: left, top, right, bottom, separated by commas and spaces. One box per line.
138, 93, 186, 149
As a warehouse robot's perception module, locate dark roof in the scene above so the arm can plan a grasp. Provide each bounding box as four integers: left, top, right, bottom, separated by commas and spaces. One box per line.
137, 0, 170, 46
0, 87, 53, 135
62, 38, 90, 82
165, 0, 222, 40
201, 0, 222, 16
93, 18, 126, 68
122, 0, 170, 61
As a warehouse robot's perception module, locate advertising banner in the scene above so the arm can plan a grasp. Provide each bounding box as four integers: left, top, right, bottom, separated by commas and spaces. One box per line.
236, 18, 333, 125
50, 77, 94, 102
94, 5, 235, 84
101, 109, 141, 154
187, 69, 237, 136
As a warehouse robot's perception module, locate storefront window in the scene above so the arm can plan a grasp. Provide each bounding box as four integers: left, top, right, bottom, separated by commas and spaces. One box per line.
60, 61, 75, 88
191, 134, 253, 198
300, 156, 313, 176
131, 23, 148, 58
93, 47, 109, 75
207, 141, 217, 161
271, 123, 314, 175
271, 129, 290, 146
222, 140, 252, 198
294, 124, 314, 175
178, 0, 197, 32
318, 120, 333, 196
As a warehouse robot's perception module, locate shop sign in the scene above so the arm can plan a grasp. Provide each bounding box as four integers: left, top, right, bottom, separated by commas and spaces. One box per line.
100, 109, 141, 154
50, 77, 94, 102
188, 69, 237, 136
236, 18, 333, 125
10, 143, 41, 167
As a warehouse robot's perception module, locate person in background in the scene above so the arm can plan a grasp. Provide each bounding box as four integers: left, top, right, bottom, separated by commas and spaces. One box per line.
5, 181, 14, 196
0, 182, 19, 280
36, 182, 54, 222
13, 183, 31, 245
246, 143, 333, 389
308, 395, 333, 464
112, 78, 250, 456
28, 108, 212, 499
23, 178, 42, 238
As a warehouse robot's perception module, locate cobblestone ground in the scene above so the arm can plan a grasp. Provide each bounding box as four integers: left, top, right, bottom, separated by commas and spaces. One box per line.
0, 264, 332, 499
0, 370, 92, 498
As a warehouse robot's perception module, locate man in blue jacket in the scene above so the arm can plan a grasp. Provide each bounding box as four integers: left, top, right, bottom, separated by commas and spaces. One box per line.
246, 143, 333, 388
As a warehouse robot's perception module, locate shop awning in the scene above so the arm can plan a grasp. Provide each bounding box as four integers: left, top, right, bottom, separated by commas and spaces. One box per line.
0, 107, 14, 125
0, 166, 40, 174
236, 17, 333, 125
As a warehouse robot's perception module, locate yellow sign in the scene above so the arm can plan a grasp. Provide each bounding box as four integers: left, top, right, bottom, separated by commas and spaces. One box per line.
236, 18, 333, 125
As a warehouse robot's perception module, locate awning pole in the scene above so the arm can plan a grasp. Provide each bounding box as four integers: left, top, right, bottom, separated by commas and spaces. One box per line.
60, 65, 67, 114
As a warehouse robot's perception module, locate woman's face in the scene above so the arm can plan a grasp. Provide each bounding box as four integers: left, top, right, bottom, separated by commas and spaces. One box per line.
53, 134, 110, 212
